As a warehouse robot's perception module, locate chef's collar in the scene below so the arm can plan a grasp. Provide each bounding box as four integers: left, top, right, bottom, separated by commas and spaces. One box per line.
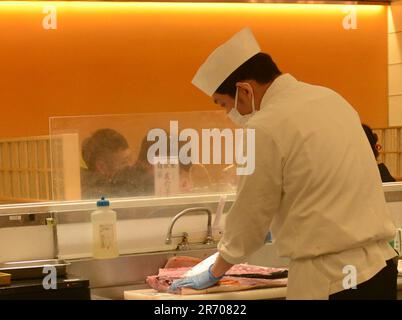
259, 73, 297, 110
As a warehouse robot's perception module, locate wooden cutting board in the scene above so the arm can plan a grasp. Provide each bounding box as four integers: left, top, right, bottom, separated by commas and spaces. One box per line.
124, 287, 287, 300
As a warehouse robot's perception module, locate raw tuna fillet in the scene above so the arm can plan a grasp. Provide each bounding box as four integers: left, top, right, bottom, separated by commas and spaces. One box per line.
146, 256, 288, 295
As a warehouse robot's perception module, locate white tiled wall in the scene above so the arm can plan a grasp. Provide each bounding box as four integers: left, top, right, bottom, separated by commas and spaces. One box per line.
389, 1, 402, 126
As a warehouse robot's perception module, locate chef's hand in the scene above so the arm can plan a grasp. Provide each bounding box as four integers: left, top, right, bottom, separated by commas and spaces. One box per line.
169, 265, 223, 292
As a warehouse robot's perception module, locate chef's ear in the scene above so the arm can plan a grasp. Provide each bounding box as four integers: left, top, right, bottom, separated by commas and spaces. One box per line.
235, 82, 253, 99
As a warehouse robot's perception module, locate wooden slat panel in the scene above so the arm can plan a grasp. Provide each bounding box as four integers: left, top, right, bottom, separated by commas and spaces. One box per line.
399, 150, 402, 178
389, 95, 402, 127
4, 143, 11, 198
0, 135, 64, 202
19, 141, 29, 198
34, 141, 41, 199
389, 64, 402, 96
385, 153, 398, 177
3, 142, 10, 169
38, 172, 46, 199
28, 171, 36, 199
40, 140, 50, 200
0, 172, 3, 197
12, 142, 21, 198
389, 32, 402, 65
384, 128, 398, 151
28, 141, 39, 199
50, 136, 65, 201
50, 137, 60, 200
45, 139, 53, 200
0, 144, 3, 197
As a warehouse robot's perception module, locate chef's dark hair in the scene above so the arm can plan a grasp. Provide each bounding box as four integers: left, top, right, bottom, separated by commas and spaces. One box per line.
362, 124, 379, 159
215, 53, 281, 98
82, 128, 129, 171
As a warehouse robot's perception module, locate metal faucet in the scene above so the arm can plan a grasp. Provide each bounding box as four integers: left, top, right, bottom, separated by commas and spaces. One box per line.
165, 207, 214, 247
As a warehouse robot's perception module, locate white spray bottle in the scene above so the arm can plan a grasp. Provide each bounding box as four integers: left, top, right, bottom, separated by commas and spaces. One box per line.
91, 197, 119, 259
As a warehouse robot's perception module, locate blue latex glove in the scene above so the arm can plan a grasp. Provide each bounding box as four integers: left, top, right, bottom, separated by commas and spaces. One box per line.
169, 265, 223, 292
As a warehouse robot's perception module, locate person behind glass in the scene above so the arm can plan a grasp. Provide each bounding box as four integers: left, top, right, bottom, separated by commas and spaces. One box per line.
362, 124, 396, 183
81, 128, 133, 199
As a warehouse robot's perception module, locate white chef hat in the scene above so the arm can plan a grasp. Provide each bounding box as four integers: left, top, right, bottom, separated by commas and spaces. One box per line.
191, 28, 261, 97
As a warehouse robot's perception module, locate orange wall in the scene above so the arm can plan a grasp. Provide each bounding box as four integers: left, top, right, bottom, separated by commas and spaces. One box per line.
0, 2, 388, 138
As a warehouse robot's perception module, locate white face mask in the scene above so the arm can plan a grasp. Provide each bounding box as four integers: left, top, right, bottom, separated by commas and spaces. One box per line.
227, 85, 256, 127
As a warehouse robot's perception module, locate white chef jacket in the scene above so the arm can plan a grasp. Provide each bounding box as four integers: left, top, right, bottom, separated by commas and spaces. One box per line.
217, 73, 397, 299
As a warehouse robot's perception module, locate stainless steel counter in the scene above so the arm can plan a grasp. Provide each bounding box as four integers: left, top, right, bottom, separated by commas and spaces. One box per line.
66, 247, 217, 300
65, 242, 289, 300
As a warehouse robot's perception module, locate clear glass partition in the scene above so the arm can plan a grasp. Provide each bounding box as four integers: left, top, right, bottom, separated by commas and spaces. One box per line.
49, 111, 241, 202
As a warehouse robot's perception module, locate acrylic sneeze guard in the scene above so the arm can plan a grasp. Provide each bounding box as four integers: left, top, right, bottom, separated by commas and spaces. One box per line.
0, 111, 243, 262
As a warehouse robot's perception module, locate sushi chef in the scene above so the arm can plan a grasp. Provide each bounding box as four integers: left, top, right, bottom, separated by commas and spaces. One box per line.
170, 28, 398, 299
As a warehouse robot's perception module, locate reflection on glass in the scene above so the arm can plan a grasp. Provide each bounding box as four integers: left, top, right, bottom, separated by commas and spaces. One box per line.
80, 128, 152, 199
49, 111, 239, 201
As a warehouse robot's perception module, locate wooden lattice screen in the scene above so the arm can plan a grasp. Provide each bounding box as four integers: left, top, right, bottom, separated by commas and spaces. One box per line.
0, 134, 81, 204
